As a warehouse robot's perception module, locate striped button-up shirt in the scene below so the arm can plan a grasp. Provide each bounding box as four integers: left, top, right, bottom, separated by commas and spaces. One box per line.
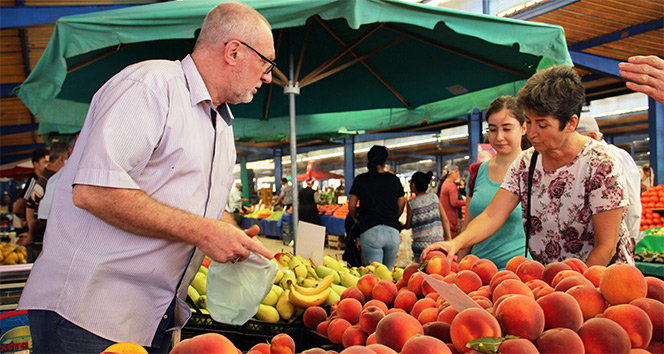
18, 55, 236, 345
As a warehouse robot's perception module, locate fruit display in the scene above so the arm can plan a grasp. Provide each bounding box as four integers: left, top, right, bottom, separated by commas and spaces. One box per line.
640, 185, 664, 231
634, 250, 664, 264
0, 242, 27, 265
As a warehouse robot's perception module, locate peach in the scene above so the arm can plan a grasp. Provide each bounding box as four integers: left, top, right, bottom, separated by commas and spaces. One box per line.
423, 321, 452, 343
375, 312, 424, 352
417, 307, 439, 325
327, 318, 352, 344
337, 298, 363, 324
450, 308, 501, 353
341, 286, 366, 304
494, 294, 545, 341
437, 306, 459, 324
422, 273, 445, 296
531, 284, 555, 299
394, 290, 417, 312
469, 285, 491, 298
498, 338, 539, 354
426, 291, 440, 301
424, 250, 449, 261
385, 308, 406, 315
395, 277, 407, 290
401, 335, 452, 354
372, 280, 398, 307
578, 317, 631, 354
525, 279, 549, 290
248, 343, 270, 354
316, 320, 330, 336
443, 273, 456, 284
170, 333, 237, 354
363, 299, 389, 314
604, 304, 653, 349
630, 349, 653, 354
541, 261, 572, 286
489, 269, 520, 294
411, 297, 436, 319
358, 305, 385, 334
491, 278, 533, 303
600, 264, 648, 305
366, 343, 397, 354
365, 332, 377, 345
338, 346, 374, 354
103, 342, 148, 354
631, 297, 664, 342
457, 254, 479, 271
470, 259, 498, 285
300, 349, 327, 354
565, 284, 606, 320
358, 274, 381, 300
505, 255, 529, 273
645, 276, 664, 302
454, 270, 482, 294
646, 341, 664, 354
536, 292, 583, 331
270, 333, 296, 354
402, 262, 421, 284
303, 306, 328, 329
515, 259, 544, 282
408, 272, 425, 297
562, 257, 588, 273
426, 256, 450, 276
583, 265, 607, 287
472, 296, 493, 309
535, 328, 585, 354
553, 275, 594, 292
450, 261, 458, 273
342, 326, 368, 348
551, 269, 582, 287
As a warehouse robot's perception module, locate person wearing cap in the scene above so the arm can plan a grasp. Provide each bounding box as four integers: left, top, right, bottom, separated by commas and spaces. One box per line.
298, 177, 321, 225
439, 164, 465, 239
577, 115, 642, 252
422, 65, 632, 267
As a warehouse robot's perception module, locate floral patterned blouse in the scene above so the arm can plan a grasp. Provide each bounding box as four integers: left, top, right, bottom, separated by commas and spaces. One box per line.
501, 139, 631, 264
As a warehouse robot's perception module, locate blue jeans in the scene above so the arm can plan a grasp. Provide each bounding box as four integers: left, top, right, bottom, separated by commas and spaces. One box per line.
360, 224, 400, 269
28, 310, 171, 354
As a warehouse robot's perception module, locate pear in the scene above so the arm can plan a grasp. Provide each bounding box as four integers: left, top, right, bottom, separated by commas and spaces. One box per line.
279, 270, 297, 290
289, 256, 303, 270
255, 304, 280, 323
198, 295, 207, 309
276, 290, 295, 320
274, 269, 285, 285
374, 264, 393, 282
198, 266, 208, 276
338, 267, 350, 274
190, 274, 207, 295
330, 283, 347, 296
278, 255, 291, 268
340, 272, 360, 288
324, 287, 341, 306
323, 255, 344, 271
187, 285, 200, 305
295, 255, 311, 267
315, 265, 340, 284
292, 264, 308, 281
261, 290, 278, 306
271, 284, 284, 297
350, 268, 361, 278
306, 265, 320, 280
392, 267, 404, 281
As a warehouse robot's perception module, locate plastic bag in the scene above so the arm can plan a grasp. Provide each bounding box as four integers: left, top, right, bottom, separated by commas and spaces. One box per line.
206, 251, 278, 325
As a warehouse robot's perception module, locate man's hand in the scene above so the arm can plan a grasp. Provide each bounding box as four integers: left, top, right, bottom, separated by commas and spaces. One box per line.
196, 221, 273, 264
619, 55, 664, 104
16, 232, 33, 246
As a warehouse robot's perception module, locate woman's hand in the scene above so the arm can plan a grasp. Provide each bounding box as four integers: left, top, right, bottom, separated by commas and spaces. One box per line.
420, 240, 459, 264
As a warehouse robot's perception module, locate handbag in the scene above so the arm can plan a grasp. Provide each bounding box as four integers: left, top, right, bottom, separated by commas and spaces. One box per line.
525, 151, 539, 257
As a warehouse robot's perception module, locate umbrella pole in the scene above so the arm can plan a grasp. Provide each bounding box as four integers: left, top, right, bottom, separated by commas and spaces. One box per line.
285, 31, 301, 253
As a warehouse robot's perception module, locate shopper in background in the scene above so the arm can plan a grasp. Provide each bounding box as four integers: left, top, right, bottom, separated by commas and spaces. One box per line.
641, 163, 654, 193
404, 171, 452, 261
298, 178, 321, 225
13, 147, 49, 220
460, 96, 531, 270
619, 55, 664, 104
274, 177, 292, 211
349, 145, 405, 270
423, 65, 632, 267
228, 182, 248, 225
18, 2, 274, 352
439, 164, 465, 239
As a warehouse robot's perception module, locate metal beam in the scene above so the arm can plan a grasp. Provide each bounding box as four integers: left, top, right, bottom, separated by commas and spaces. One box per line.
568, 18, 664, 51
649, 98, 663, 185
1, 143, 46, 154
1, 83, 20, 98
508, 0, 579, 20
0, 153, 32, 165
610, 133, 648, 145
344, 136, 354, 197
468, 110, 482, 164
569, 51, 623, 79
0, 4, 143, 29
0, 123, 39, 135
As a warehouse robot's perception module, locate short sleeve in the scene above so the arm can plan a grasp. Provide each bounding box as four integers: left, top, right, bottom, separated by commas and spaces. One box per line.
501, 149, 530, 197
586, 146, 629, 215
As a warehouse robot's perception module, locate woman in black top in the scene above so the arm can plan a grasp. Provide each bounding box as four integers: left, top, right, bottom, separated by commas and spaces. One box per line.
348, 146, 406, 269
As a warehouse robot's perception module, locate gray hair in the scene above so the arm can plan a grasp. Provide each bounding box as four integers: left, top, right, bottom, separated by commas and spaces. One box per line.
49, 143, 69, 160
195, 2, 270, 50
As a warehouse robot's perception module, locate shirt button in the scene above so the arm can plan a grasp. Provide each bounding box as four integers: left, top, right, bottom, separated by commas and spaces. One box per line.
163, 315, 168, 319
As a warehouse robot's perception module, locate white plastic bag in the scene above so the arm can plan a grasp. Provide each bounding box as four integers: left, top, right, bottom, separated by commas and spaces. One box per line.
206, 251, 278, 325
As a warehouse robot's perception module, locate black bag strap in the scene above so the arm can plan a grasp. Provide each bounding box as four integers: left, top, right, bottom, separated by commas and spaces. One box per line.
525, 151, 539, 257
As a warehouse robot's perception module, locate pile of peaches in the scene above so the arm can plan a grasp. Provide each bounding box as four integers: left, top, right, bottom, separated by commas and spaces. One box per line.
271, 253, 663, 354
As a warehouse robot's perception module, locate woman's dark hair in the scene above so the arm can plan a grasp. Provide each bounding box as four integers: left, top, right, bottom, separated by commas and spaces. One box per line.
517, 65, 585, 131
411, 171, 433, 193
486, 95, 532, 150
367, 145, 388, 174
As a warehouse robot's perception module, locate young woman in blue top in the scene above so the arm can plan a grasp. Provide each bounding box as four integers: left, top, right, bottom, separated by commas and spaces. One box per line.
459, 96, 532, 270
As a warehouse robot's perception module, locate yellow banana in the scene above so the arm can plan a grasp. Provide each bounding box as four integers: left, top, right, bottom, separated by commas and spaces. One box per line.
288, 281, 331, 308
291, 274, 334, 296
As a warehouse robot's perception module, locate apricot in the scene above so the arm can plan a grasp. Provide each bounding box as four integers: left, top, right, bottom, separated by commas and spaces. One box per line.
417, 307, 439, 325
491, 278, 533, 303
401, 334, 452, 354
536, 292, 583, 331
327, 318, 352, 344
393, 290, 418, 313
645, 276, 664, 302
578, 317, 631, 354
170, 333, 237, 354
565, 284, 606, 320
450, 308, 501, 353
303, 306, 328, 329
270, 333, 295, 354
375, 312, 424, 352
341, 286, 366, 304
470, 258, 498, 285
426, 256, 451, 276
489, 269, 520, 294
535, 328, 585, 354
358, 305, 385, 334
457, 254, 479, 271
357, 274, 380, 300
454, 270, 482, 294
505, 255, 529, 273
498, 338, 539, 354
583, 265, 606, 287
341, 326, 368, 348
541, 261, 572, 286
515, 259, 544, 282
604, 304, 653, 349
337, 298, 363, 324
553, 275, 594, 292
600, 263, 648, 305
423, 321, 452, 343
494, 293, 545, 341
408, 272, 425, 297
631, 297, 664, 342
562, 257, 588, 273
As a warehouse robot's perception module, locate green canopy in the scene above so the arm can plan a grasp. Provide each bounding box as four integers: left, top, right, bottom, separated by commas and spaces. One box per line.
15, 0, 572, 140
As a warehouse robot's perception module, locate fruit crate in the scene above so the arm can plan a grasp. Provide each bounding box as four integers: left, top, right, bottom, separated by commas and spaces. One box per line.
181, 312, 339, 352
282, 220, 293, 245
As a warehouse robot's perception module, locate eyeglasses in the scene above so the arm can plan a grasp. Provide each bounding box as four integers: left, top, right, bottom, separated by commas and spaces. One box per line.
226, 40, 276, 75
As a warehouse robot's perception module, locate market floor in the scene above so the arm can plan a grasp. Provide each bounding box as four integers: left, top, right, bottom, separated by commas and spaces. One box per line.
256, 235, 345, 261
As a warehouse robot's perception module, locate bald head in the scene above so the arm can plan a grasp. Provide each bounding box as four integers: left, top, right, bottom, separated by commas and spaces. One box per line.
195, 2, 271, 52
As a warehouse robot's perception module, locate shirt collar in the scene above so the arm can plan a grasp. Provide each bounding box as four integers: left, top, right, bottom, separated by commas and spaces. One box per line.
182, 54, 234, 126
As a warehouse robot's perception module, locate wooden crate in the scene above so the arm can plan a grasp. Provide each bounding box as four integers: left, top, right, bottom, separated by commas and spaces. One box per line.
326, 234, 345, 250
